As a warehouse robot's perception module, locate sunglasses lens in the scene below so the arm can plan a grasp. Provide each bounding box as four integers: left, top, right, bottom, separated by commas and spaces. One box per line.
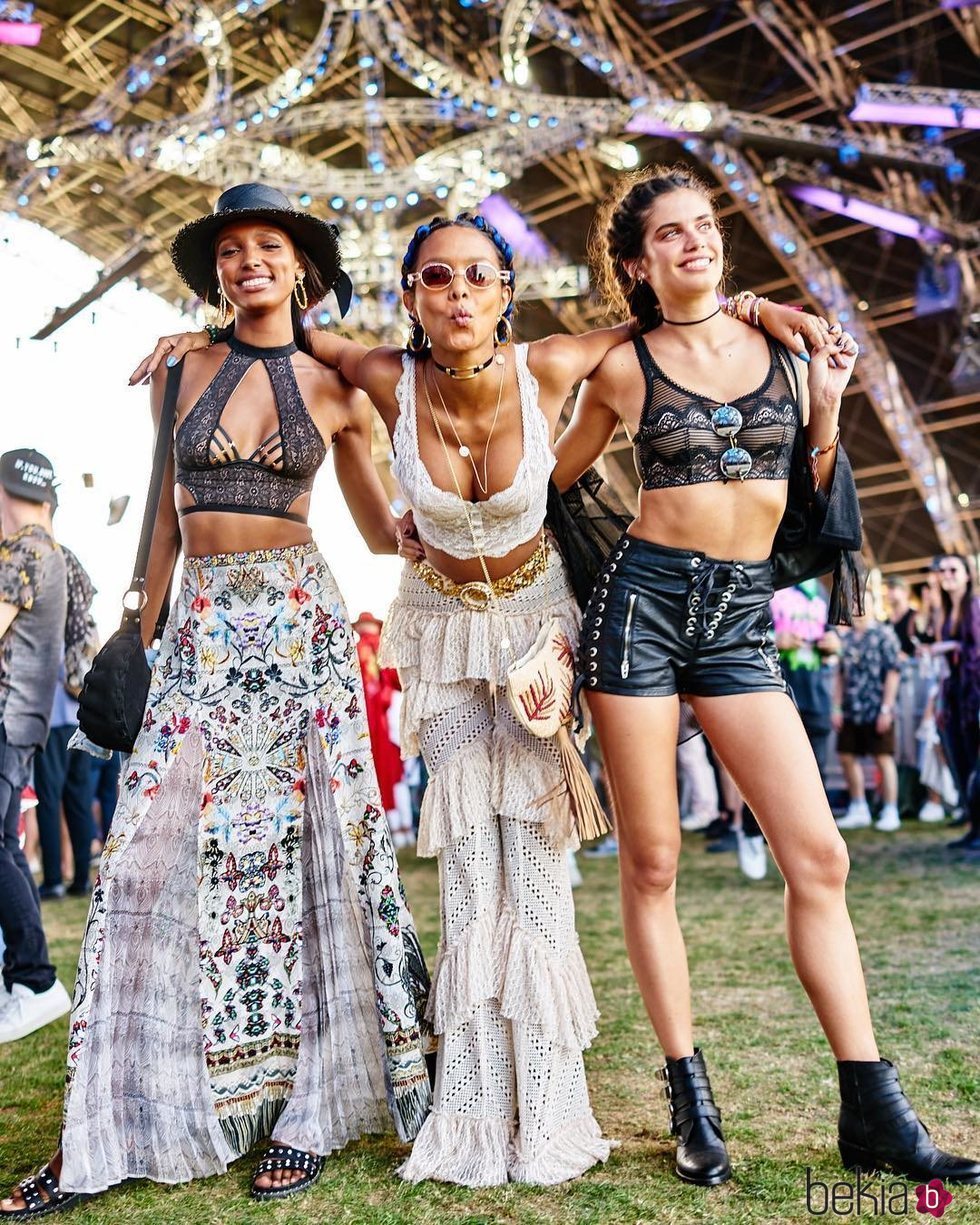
465, 262, 498, 288
720, 446, 752, 480
711, 404, 743, 438
419, 264, 454, 289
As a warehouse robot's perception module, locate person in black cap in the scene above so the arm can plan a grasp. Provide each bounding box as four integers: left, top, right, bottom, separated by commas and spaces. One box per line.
0, 449, 72, 1047
1, 187, 431, 1218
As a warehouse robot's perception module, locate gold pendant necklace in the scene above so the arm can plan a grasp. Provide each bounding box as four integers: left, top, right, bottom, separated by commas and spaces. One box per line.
423, 361, 505, 496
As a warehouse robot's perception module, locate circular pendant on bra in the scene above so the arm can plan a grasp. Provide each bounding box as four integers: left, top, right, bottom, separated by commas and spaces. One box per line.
458, 445, 470, 458
720, 446, 753, 480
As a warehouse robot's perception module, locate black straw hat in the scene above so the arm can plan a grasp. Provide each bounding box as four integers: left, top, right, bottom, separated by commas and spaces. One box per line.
169, 182, 354, 317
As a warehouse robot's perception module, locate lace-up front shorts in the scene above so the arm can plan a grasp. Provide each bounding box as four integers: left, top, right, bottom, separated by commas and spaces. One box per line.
578, 535, 789, 699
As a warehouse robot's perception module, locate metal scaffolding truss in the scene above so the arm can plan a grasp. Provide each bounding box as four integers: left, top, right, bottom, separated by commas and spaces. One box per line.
1, 0, 977, 570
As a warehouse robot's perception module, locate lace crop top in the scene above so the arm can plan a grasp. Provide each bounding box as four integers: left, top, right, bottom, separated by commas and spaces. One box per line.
390, 344, 554, 559
174, 335, 326, 523
632, 335, 799, 490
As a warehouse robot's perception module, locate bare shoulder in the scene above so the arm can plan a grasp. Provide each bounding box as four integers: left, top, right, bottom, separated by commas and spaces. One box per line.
590, 336, 639, 386
527, 332, 580, 378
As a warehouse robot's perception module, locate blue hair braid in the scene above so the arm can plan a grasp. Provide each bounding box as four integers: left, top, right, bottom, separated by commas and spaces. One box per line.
400, 212, 516, 319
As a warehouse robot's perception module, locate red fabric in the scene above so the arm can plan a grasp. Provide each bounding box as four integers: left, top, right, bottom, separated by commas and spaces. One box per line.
356, 629, 403, 810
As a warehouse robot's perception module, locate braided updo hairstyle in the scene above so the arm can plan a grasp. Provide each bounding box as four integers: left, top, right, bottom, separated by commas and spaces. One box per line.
400, 212, 516, 354
592, 165, 721, 333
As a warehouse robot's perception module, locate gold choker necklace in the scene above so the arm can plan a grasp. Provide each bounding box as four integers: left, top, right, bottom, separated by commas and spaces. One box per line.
431, 352, 502, 380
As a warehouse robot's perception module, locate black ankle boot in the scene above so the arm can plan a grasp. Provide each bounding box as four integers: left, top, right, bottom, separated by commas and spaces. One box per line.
838, 1059, 980, 1184
657, 1049, 731, 1186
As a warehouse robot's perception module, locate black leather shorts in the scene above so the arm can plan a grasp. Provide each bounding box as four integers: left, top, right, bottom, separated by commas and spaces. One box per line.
578, 535, 789, 699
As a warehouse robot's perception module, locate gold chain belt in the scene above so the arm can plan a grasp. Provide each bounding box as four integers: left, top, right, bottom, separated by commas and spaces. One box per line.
412, 535, 548, 611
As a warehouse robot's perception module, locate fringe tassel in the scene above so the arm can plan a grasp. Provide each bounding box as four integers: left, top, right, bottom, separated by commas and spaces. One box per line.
509, 1112, 614, 1185
397, 1110, 516, 1186
391, 1077, 433, 1144
218, 1093, 288, 1159
534, 725, 610, 843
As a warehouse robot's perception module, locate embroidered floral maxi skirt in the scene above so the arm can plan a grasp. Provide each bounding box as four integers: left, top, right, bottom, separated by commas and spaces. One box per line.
379, 544, 611, 1187
60, 544, 431, 1195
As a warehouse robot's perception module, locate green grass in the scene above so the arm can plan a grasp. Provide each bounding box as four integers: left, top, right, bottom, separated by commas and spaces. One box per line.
3, 823, 979, 1223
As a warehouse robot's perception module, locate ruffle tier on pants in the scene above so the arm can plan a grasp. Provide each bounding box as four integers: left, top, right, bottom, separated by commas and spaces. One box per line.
380, 545, 612, 1186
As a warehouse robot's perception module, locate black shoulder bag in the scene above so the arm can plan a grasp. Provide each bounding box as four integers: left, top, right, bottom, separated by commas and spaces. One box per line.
77, 362, 182, 752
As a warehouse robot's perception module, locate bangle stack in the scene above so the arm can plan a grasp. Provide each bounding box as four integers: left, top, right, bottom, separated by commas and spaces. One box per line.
204, 324, 222, 346
724, 290, 767, 328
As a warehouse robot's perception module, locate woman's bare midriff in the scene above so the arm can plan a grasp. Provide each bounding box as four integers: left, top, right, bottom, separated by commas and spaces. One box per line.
419, 530, 542, 583
629, 480, 789, 561
179, 510, 313, 558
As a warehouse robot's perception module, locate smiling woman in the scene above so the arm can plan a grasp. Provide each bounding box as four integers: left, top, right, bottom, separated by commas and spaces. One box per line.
0, 184, 432, 1221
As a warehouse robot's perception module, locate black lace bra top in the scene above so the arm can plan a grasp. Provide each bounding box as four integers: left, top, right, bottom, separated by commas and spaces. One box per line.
174, 335, 326, 523
632, 335, 799, 490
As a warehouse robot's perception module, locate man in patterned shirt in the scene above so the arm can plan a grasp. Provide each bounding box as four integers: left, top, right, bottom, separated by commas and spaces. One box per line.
832, 609, 902, 833
0, 449, 71, 1043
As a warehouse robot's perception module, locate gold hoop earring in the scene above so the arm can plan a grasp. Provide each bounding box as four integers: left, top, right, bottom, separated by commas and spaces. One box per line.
293, 276, 308, 310
494, 315, 513, 348
407, 319, 429, 354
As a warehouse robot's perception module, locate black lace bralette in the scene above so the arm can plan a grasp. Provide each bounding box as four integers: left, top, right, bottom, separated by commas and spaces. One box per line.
173, 334, 326, 524
631, 335, 800, 491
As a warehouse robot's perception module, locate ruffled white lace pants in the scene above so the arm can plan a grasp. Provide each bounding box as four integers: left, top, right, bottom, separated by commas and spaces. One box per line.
381, 547, 612, 1186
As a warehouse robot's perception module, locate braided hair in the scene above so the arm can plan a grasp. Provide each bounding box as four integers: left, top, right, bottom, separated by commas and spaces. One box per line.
400, 213, 516, 354
591, 165, 721, 333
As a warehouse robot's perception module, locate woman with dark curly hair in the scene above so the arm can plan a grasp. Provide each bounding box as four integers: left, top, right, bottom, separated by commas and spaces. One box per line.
1, 184, 431, 1219
551, 164, 980, 1188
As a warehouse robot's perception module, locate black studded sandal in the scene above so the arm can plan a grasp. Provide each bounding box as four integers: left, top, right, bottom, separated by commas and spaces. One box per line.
250, 1144, 324, 1201
1, 1165, 83, 1219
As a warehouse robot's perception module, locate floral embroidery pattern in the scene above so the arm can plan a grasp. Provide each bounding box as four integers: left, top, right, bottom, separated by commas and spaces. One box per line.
68, 545, 431, 1147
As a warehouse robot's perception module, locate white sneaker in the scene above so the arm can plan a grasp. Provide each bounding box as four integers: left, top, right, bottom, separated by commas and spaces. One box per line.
680, 811, 715, 832
918, 800, 946, 823
875, 805, 901, 832
837, 802, 872, 830
736, 831, 768, 881
0, 980, 71, 1044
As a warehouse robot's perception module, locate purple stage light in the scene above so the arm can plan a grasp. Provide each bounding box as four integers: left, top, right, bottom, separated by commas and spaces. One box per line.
0, 19, 41, 43
850, 98, 980, 129
477, 194, 552, 262
783, 183, 948, 243
940, 0, 980, 8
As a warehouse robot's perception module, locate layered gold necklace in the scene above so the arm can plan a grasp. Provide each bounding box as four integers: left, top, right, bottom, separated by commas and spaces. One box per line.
422, 360, 505, 497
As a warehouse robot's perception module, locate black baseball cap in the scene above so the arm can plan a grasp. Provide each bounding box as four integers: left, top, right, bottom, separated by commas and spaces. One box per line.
0, 449, 59, 507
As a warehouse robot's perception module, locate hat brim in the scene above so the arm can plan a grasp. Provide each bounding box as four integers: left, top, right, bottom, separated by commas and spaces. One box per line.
170, 207, 344, 310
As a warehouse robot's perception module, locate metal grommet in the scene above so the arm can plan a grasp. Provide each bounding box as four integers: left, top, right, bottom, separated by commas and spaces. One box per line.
685, 627, 696, 637
735, 563, 744, 571
592, 630, 601, 640
589, 677, 598, 687
691, 557, 701, 568
597, 602, 606, 612
608, 563, 617, 573
686, 617, 697, 627
705, 630, 715, 640
589, 661, 598, 671
690, 595, 701, 605
589, 647, 598, 657
600, 588, 608, 598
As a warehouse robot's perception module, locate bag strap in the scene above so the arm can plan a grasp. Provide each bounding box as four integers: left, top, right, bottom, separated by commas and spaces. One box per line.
120, 360, 183, 635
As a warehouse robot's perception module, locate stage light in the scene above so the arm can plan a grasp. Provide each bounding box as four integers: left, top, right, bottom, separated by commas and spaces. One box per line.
595, 139, 640, 170
850, 84, 980, 129
782, 183, 947, 243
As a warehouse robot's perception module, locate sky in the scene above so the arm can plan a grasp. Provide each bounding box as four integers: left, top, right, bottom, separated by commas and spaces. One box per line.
0, 214, 404, 637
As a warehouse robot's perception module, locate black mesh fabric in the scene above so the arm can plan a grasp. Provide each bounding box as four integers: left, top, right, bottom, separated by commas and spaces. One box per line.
631, 335, 798, 490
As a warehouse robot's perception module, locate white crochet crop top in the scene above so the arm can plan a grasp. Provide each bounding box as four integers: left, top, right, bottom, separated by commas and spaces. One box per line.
391, 343, 555, 560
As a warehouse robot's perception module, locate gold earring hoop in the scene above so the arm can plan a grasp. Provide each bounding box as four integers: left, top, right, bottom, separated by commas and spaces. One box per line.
293, 276, 308, 310
407, 319, 429, 354
494, 315, 513, 348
